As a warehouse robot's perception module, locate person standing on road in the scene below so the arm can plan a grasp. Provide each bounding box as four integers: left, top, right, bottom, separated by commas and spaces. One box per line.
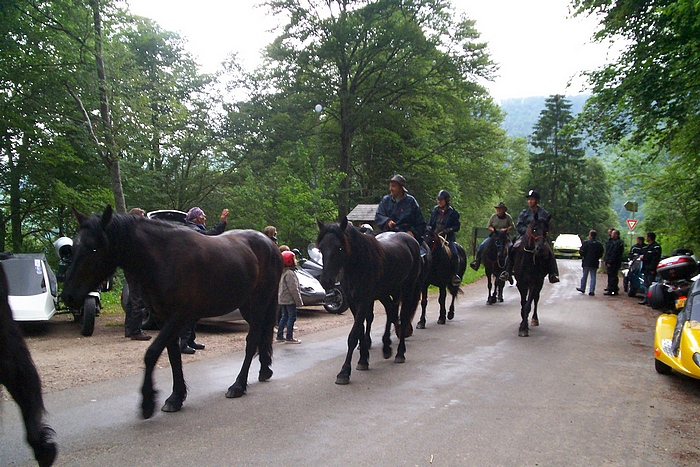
639, 231, 662, 305
577, 230, 604, 296
124, 208, 152, 341
603, 229, 624, 296
179, 206, 229, 354
277, 251, 303, 344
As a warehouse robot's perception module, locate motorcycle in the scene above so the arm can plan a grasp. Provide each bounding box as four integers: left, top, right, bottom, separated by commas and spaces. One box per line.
294, 244, 348, 314
622, 254, 646, 298
54, 237, 103, 336
646, 251, 698, 312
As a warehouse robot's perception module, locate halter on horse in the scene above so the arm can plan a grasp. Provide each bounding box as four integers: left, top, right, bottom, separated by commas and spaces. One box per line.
416, 230, 466, 327
482, 229, 511, 305
316, 217, 423, 385
61, 206, 281, 418
513, 213, 551, 337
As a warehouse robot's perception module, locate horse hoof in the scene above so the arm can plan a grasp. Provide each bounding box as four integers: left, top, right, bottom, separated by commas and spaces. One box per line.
161, 400, 183, 413
447, 311, 454, 320
531, 319, 539, 327
437, 317, 446, 325
498, 297, 503, 303
356, 362, 369, 371
382, 346, 392, 359
416, 321, 426, 330
226, 386, 245, 398
394, 355, 406, 364
518, 329, 529, 337
259, 367, 273, 382
142, 399, 156, 419
486, 300, 493, 305
335, 374, 350, 385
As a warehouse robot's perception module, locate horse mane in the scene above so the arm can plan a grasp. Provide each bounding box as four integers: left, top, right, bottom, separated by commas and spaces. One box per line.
318, 220, 385, 282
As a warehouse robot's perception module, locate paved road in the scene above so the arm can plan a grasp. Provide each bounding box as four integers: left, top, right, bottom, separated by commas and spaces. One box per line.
3, 260, 700, 466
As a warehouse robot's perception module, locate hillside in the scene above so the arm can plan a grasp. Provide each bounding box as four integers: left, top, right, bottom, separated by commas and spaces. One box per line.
499, 94, 589, 138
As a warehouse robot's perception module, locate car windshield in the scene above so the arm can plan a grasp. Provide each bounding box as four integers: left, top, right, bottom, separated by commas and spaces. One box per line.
0, 256, 48, 296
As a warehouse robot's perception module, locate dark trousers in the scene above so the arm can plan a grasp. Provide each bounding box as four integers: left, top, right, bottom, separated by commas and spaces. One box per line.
180, 324, 197, 347
124, 275, 145, 337
607, 266, 620, 293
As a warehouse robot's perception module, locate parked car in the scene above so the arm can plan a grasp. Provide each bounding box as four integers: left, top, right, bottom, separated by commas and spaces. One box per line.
552, 234, 582, 259
654, 277, 700, 379
0, 252, 57, 322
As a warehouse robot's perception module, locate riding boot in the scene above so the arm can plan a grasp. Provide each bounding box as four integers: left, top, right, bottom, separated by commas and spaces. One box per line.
470, 254, 480, 271
548, 250, 560, 283
450, 255, 462, 286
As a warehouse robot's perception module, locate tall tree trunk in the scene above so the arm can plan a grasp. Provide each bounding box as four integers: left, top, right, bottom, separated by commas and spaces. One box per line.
90, 0, 126, 213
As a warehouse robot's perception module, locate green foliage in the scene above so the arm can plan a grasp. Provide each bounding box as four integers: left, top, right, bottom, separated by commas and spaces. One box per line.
527, 95, 613, 236
573, 0, 700, 251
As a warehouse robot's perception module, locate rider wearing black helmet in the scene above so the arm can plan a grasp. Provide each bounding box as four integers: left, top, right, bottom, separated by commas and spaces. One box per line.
426, 190, 462, 286
500, 190, 560, 284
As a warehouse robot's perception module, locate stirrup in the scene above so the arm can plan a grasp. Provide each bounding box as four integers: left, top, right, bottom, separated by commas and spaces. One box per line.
499, 271, 510, 282
451, 275, 462, 287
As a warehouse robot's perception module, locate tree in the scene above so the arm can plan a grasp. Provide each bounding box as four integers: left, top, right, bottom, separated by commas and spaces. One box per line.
573, 0, 700, 249
527, 95, 611, 236
263, 0, 499, 217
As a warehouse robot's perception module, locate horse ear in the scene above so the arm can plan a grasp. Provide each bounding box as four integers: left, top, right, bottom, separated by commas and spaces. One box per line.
316, 218, 325, 231
71, 206, 89, 226
100, 205, 114, 229
339, 216, 348, 231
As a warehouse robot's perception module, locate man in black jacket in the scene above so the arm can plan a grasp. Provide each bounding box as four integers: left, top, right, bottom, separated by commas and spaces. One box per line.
603, 229, 624, 295
577, 230, 604, 296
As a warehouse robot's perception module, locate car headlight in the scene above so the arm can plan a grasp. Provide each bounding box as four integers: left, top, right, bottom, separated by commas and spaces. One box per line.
693, 353, 700, 369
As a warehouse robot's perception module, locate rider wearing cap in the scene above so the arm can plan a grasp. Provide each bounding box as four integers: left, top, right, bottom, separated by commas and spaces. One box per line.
375, 174, 426, 239
426, 190, 462, 286
470, 202, 514, 272
500, 190, 560, 284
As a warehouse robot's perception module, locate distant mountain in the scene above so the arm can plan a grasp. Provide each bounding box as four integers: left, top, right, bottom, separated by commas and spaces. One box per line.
499, 94, 590, 138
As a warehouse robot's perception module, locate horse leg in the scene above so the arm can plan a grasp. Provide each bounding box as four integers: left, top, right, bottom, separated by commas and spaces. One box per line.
518, 286, 531, 337
497, 278, 504, 302
448, 292, 457, 320
162, 335, 187, 412
437, 287, 447, 324
141, 320, 177, 418
337, 312, 365, 384
257, 299, 277, 382
381, 298, 398, 359
531, 285, 542, 327
417, 285, 428, 329
227, 321, 261, 398
486, 273, 494, 305
2, 350, 57, 467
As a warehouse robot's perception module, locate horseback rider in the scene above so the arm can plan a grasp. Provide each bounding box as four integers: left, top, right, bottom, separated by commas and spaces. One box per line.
500, 190, 560, 284
375, 174, 426, 239
470, 202, 514, 272
426, 190, 462, 286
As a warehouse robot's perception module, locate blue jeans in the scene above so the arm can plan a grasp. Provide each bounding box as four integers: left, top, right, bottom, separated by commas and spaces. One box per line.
580, 266, 597, 293
277, 304, 297, 340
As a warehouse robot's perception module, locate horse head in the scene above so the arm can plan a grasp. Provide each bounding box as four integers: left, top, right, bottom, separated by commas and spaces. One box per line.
61, 205, 119, 308
526, 212, 550, 257
492, 229, 511, 264
316, 217, 351, 291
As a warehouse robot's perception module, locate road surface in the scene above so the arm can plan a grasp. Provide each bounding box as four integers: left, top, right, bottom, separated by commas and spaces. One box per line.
3, 260, 700, 466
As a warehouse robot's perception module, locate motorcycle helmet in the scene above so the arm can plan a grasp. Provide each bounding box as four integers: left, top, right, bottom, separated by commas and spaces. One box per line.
436, 190, 451, 202
282, 250, 296, 267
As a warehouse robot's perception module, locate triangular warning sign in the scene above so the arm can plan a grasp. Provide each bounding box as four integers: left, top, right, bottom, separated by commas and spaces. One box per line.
626, 219, 638, 231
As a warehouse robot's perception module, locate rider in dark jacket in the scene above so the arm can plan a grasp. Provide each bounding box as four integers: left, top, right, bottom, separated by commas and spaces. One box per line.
375, 174, 426, 239
603, 229, 624, 295
426, 190, 461, 286
501, 190, 560, 284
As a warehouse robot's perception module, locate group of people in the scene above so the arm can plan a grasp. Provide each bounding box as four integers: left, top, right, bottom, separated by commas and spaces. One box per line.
576, 228, 662, 300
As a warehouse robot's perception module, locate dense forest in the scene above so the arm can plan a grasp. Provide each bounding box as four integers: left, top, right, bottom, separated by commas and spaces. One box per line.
2, 0, 699, 262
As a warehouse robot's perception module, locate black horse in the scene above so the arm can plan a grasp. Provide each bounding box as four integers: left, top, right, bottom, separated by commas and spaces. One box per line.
416, 231, 466, 328
482, 230, 511, 305
0, 258, 58, 466
513, 213, 551, 337
316, 217, 423, 385
61, 206, 282, 418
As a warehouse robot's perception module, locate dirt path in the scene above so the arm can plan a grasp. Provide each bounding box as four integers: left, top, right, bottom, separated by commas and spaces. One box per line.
15, 307, 353, 394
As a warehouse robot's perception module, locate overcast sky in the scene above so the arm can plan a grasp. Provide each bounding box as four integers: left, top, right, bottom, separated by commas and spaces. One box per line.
127, 0, 616, 101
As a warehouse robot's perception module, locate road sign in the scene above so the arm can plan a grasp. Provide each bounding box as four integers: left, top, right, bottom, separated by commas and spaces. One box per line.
624, 201, 638, 212
627, 219, 638, 231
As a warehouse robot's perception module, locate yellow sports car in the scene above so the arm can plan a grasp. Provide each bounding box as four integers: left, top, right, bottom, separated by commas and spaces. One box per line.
653, 279, 700, 379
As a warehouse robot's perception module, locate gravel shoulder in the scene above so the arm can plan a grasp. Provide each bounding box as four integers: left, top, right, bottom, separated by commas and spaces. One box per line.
15, 306, 354, 394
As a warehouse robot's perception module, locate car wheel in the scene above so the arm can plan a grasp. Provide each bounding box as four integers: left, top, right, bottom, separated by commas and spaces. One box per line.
654, 358, 673, 375
648, 282, 671, 310
323, 287, 348, 314
81, 296, 96, 337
